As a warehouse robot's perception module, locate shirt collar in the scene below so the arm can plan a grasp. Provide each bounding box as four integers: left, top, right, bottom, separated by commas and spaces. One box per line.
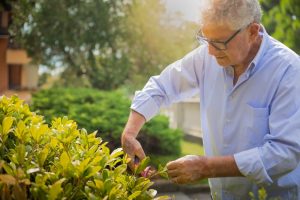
223, 25, 270, 78
245, 24, 269, 77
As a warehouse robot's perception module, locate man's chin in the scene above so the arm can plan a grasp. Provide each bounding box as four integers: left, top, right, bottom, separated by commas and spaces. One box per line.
216, 59, 230, 67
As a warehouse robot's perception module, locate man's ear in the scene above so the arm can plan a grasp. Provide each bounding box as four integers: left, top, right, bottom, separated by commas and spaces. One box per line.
248, 23, 260, 41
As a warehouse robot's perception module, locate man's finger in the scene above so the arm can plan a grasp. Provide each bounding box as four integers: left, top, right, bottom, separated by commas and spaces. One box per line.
135, 146, 146, 160
167, 169, 179, 178
166, 160, 179, 170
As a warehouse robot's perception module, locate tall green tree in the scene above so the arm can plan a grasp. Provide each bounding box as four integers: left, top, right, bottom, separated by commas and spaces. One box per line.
6, 0, 299, 91
260, 0, 300, 53
9, 0, 132, 90
8, 0, 198, 90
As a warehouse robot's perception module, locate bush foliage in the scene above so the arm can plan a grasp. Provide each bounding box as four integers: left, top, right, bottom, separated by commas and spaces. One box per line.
0, 95, 170, 199
30, 88, 182, 156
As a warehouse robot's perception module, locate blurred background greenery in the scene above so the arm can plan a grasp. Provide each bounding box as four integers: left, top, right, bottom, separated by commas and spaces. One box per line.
4, 0, 298, 92
1, 0, 299, 174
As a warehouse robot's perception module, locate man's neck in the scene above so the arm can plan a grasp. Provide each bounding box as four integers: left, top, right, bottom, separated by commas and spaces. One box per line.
233, 36, 262, 85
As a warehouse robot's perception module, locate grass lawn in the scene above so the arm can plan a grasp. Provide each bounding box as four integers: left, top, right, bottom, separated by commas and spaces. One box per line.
181, 139, 204, 156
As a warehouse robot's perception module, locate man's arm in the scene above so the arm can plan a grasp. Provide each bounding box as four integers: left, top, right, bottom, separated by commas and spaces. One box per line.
167, 155, 243, 184
121, 110, 146, 169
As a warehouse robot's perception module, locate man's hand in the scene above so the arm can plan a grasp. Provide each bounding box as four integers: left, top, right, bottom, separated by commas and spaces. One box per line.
121, 134, 146, 170
166, 155, 211, 184
121, 110, 147, 170
166, 155, 243, 184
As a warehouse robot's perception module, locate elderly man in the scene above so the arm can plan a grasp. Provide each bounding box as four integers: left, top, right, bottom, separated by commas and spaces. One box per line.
121, 0, 300, 199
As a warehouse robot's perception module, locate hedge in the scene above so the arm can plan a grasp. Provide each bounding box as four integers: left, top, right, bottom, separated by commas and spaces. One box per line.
30, 88, 182, 157
0, 95, 170, 199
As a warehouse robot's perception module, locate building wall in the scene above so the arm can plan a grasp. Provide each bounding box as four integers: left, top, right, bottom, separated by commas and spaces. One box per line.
161, 96, 203, 139
0, 38, 8, 92
8, 64, 22, 89
6, 49, 38, 90
6, 49, 31, 64
21, 64, 38, 89
0, 11, 9, 93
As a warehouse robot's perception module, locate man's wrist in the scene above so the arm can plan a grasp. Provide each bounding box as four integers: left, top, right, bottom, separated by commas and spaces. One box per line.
205, 155, 243, 178
121, 130, 136, 145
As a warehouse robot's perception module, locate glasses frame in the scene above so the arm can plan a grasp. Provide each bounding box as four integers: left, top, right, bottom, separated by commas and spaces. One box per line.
196, 25, 248, 51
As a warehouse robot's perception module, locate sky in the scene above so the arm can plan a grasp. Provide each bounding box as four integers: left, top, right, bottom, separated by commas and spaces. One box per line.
162, 0, 202, 22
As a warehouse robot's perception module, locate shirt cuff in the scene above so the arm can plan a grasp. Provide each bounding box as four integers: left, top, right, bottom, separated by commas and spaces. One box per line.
234, 148, 273, 185
130, 91, 160, 121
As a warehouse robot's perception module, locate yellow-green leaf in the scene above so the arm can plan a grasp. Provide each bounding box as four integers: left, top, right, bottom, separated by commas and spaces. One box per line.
15, 121, 26, 140
135, 157, 150, 175
38, 147, 49, 167
16, 144, 26, 165
94, 179, 104, 189
109, 184, 121, 199
87, 145, 98, 155
86, 166, 102, 179
128, 191, 141, 200
114, 164, 127, 175
2, 163, 14, 175
50, 138, 58, 149
78, 158, 91, 175
2, 116, 14, 135
110, 148, 123, 159
30, 126, 39, 142
90, 156, 102, 165
48, 178, 66, 200
60, 151, 70, 171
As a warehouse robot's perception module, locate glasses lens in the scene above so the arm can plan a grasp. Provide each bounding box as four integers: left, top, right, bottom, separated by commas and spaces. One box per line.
210, 42, 226, 50
196, 34, 226, 50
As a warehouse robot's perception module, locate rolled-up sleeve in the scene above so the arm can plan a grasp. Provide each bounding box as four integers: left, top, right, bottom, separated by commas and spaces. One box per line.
234, 63, 300, 185
234, 148, 273, 184
130, 91, 161, 121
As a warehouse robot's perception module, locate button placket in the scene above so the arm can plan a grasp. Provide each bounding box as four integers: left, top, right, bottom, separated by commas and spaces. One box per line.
222, 96, 235, 153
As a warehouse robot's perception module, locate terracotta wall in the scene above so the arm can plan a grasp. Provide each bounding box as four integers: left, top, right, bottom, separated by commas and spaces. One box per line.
0, 11, 9, 93
0, 38, 8, 93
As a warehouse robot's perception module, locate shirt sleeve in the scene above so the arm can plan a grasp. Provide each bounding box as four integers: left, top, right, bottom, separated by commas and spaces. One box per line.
131, 47, 205, 121
234, 60, 300, 185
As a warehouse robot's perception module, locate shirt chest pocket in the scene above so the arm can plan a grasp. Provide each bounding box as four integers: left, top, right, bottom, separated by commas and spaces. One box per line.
245, 103, 270, 146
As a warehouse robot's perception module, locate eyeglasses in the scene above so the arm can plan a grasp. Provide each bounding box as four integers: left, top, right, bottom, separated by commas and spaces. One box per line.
196, 27, 245, 51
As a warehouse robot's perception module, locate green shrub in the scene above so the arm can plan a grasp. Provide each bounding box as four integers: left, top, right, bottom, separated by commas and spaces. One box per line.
30, 88, 182, 157
0, 95, 169, 199
141, 116, 182, 156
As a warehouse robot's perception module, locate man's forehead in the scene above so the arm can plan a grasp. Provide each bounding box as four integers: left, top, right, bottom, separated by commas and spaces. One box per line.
200, 24, 241, 42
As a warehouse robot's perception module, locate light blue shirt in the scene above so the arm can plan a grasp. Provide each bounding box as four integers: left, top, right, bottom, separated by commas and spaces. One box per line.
131, 26, 300, 199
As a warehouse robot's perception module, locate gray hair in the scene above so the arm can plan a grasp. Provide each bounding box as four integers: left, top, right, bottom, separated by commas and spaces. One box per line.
199, 0, 262, 30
